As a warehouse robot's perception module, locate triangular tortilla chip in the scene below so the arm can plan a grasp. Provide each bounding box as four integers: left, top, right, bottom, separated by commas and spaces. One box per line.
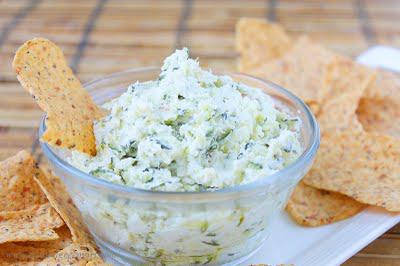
0, 151, 106, 265
357, 70, 400, 138
0, 203, 64, 244
0, 244, 55, 265
236, 18, 292, 71
13, 38, 104, 155
0, 220, 107, 265
363, 69, 400, 100
303, 131, 400, 211
37, 243, 106, 266
286, 182, 365, 226
33, 165, 96, 246
244, 36, 336, 112
0, 225, 72, 265
317, 56, 375, 133
0, 150, 48, 212
18, 225, 73, 250
357, 98, 400, 138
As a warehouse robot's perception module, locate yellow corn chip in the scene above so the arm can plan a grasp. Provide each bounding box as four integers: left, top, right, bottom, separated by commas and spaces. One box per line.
0, 203, 64, 244
0, 224, 105, 266
363, 69, 400, 100
37, 243, 107, 266
0, 226, 72, 265
236, 18, 292, 71
287, 182, 365, 227
357, 70, 400, 138
0, 244, 55, 265
13, 38, 104, 155
0, 150, 47, 212
244, 36, 336, 112
0, 151, 106, 265
357, 98, 400, 138
18, 225, 73, 250
33, 165, 96, 246
317, 57, 375, 133
303, 131, 400, 212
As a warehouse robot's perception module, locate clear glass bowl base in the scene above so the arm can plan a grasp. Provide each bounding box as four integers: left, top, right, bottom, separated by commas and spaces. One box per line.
99, 232, 267, 266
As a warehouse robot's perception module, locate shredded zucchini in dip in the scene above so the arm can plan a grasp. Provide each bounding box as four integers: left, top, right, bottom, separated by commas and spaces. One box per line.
70, 48, 302, 192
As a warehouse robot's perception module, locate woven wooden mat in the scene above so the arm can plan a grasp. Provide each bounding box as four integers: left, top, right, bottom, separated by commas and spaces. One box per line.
0, 1, 398, 265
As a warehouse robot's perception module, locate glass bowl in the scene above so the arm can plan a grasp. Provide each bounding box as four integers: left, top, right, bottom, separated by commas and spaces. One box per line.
39, 68, 320, 266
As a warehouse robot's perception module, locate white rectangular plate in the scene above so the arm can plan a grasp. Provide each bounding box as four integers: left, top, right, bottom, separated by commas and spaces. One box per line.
242, 46, 400, 266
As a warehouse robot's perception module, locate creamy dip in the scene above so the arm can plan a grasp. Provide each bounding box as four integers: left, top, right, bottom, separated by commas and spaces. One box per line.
70, 48, 302, 192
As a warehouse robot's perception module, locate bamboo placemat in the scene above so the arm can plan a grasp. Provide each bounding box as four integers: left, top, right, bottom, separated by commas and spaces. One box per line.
0, 1, 399, 265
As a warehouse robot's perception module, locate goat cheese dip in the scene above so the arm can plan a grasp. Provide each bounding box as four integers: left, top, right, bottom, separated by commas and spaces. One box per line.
69, 48, 303, 265
70, 48, 302, 191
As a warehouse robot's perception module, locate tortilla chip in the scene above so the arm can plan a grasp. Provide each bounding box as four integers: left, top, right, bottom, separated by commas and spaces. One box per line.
317, 57, 375, 133
287, 182, 365, 226
18, 225, 73, 250
363, 69, 400, 100
0, 203, 64, 244
357, 98, 400, 138
348, 114, 364, 132
245, 36, 336, 112
0, 224, 104, 266
37, 243, 106, 266
236, 18, 292, 71
0, 243, 55, 265
356, 70, 400, 138
307, 102, 320, 116
0, 225, 72, 265
0, 226, 72, 265
13, 38, 104, 155
0, 227, 66, 264
303, 131, 400, 212
0, 151, 106, 265
33, 166, 96, 246
0, 150, 47, 212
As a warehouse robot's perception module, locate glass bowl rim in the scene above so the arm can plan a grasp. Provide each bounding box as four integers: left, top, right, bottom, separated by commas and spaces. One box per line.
39, 67, 320, 198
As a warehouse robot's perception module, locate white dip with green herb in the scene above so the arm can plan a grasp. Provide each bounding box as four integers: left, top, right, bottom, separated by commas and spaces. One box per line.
70, 48, 301, 191
69, 48, 303, 265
